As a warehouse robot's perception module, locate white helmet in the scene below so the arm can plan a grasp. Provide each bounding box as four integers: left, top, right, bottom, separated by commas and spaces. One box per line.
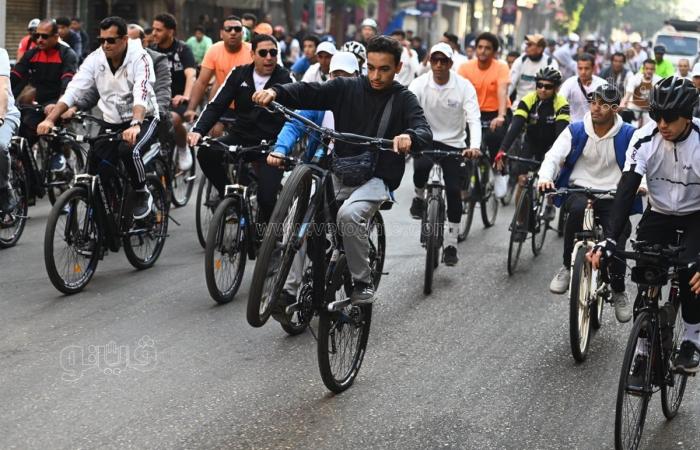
361, 18, 377, 30
341, 41, 367, 63
568, 32, 580, 43
28, 18, 40, 30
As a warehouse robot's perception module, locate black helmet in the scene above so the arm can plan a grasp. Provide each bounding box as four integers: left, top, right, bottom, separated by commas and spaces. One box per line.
535, 66, 562, 85
653, 44, 666, 54
588, 83, 623, 105
650, 76, 699, 117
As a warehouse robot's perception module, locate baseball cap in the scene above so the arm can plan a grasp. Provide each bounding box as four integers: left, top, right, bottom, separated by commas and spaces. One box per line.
361, 18, 377, 30
253, 23, 273, 35
330, 52, 359, 74
316, 41, 337, 56
526, 33, 546, 47
692, 62, 700, 78
429, 42, 453, 60
28, 18, 40, 30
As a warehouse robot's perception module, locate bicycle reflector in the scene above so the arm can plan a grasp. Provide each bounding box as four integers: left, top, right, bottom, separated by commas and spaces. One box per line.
631, 265, 667, 285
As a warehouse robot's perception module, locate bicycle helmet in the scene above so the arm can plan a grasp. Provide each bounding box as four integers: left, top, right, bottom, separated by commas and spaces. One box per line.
341, 41, 367, 63
535, 66, 562, 86
650, 76, 699, 117
588, 83, 623, 105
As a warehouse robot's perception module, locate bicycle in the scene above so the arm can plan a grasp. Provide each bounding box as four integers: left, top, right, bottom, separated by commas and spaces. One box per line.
457, 149, 499, 242
0, 136, 31, 248
505, 155, 552, 275
159, 123, 197, 208
612, 236, 692, 450
247, 101, 387, 393
43, 126, 169, 294
551, 187, 616, 362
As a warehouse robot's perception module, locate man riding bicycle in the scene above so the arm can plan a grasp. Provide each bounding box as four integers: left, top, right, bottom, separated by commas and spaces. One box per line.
252, 35, 432, 304
408, 42, 482, 266
0, 48, 21, 218
37, 16, 160, 220
591, 77, 700, 373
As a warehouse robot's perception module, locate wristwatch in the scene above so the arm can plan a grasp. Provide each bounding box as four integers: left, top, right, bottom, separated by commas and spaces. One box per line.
130, 119, 142, 127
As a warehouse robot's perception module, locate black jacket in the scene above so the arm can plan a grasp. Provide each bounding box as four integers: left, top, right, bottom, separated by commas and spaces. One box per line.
272, 76, 432, 190
11, 44, 78, 104
193, 63, 294, 142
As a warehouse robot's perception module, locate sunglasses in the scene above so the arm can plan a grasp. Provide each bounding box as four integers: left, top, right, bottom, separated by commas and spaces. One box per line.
97, 36, 123, 45
536, 82, 555, 90
430, 56, 450, 65
649, 108, 681, 123
257, 48, 278, 58
223, 26, 243, 33
32, 33, 54, 40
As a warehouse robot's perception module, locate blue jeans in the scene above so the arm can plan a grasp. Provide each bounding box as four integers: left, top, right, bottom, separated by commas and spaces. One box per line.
0, 118, 19, 190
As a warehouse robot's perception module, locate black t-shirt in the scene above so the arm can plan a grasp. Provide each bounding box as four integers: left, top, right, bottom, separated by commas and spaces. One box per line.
150, 40, 196, 97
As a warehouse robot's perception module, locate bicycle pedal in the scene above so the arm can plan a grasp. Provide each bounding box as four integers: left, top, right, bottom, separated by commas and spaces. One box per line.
327, 298, 352, 312
285, 302, 301, 315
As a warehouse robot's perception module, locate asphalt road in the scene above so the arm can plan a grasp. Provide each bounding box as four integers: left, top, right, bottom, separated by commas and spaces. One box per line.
1, 163, 699, 449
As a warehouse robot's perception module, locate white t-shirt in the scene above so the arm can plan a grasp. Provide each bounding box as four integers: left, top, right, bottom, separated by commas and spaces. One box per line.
509, 54, 559, 108
0, 48, 20, 125
559, 75, 606, 122
301, 63, 329, 83
395, 47, 419, 86
625, 72, 661, 110
252, 72, 271, 92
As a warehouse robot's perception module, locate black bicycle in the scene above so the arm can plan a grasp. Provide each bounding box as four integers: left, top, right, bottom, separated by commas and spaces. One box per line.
505, 155, 552, 275
457, 150, 498, 242
247, 102, 387, 393
159, 129, 197, 208
0, 137, 31, 248
43, 127, 169, 294
613, 236, 692, 450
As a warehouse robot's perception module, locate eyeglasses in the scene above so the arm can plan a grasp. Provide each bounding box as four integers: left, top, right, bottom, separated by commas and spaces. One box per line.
97, 36, 123, 45
588, 100, 618, 111
32, 33, 53, 40
649, 108, 681, 123
430, 56, 450, 65
223, 26, 243, 33
536, 82, 555, 90
257, 48, 278, 58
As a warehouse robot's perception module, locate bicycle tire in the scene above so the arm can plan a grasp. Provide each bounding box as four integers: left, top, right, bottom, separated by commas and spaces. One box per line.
423, 197, 440, 295
0, 158, 29, 248
660, 297, 688, 419
570, 246, 593, 362
123, 174, 169, 270
507, 191, 529, 275
614, 312, 653, 450
317, 254, 372, 393
247, 164, 312, 327
43, 186, 100, 294
368, 210, 386, 289
479, 161, 498, 228
170, 146, 196, 208
195, 177, 215, 248
589, 267, 605, 330
531, 191, 548, 256
204, 197, 247, 304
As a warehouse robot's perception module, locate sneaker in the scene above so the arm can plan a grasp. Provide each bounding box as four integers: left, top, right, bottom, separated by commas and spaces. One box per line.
132, 190, 153, 220
0, 187, 17, 213
549, 266, 570, 294
671, 341, 700, 374
409, 196, 426, 220
612, 291, 632, 323
351, 281, 375, 305
628, 354, 648, 389
177, 146, 193, 171
271, 291, 297, 325
443, 245, 458, 266
543, 204, 556, 222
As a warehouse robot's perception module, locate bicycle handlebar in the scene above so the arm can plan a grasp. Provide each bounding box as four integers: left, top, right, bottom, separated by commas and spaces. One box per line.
546, 187, 616, 198
420, 149, 467, 159
504, 154, 541, 167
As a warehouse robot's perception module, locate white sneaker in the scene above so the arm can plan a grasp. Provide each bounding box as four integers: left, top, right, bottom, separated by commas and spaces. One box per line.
549, 266, 570, 294
613, 291, 632, 323
177, 146, 193, 171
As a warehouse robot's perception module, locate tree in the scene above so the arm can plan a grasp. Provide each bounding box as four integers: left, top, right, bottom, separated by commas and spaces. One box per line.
561, 0, 680, 37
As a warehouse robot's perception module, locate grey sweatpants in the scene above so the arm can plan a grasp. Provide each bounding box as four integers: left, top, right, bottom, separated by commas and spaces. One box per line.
284, 176, 391, 293
0, 119, 18, 190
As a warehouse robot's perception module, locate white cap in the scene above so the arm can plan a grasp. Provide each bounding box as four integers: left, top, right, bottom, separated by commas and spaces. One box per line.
429, 42, 453, 60
692, 62, 700, 77
361, 18, 377, 30
28, 18, 40, 30
330, 52, 360, 74
568, 32, 579, 43
316, 41, 337, 56
585, 33, 596, 42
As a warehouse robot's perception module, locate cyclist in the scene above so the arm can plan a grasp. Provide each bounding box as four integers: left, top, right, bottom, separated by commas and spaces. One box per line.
37, 16, 160, 220
301, 41, 335, 83
0, 48, 22, 218
620, 59, 660, 126
407, 42, 482, 266
494, 66, 570, 232
291, 35, 319, 80
540, 84, 638, 322
591, 77, 700, 372
252, 35, 432, 304
187, 34, 294, 226
598, 52, 632, 100
651, 45, 675, 78
558, 53, 605, 122
508, 34, 558, 108
341, 41, 367, 75
358, 18, 378, 48
55, 17, 82, 58
16, 19, 39, 61
150, 13, 197, 170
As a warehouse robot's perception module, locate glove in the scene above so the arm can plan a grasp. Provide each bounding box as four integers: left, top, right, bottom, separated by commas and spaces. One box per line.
593, 238, 617, 260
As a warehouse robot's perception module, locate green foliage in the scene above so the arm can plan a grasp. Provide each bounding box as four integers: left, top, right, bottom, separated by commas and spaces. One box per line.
561, 0, 681, 36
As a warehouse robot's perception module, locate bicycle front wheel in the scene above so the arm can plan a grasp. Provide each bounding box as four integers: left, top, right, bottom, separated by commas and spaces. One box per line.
123, 175, 169, 270
195, 177, 215, 248
479, 162, 498, 227
660, 298, 688, 419
170, 146, 196, 207
318, 254, 372, 393
569, 246, 593, 362
423, 197, 441, 295
615, 311, 653, 450
531, 191, 548, 256
368, 210, 386, 289
0, 157, 29, 248
204, 197, 247, 304
507, 191, 529, 275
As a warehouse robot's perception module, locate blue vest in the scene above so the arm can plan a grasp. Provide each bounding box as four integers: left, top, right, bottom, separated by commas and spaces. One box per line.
555, 121, 643, 214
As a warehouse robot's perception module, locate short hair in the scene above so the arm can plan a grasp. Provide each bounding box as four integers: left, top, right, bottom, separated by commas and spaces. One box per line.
411, 36, 422, 44
39, 20, 58, 35
442, 32, 459, 46
154, 13, 177, 30
251, 33, 277, 51
194, 26, 204, 33
144, 27, 153, 35
55, 17, 71, 27
475, 32, 499, 52
611, 51, 626, 63
642, 58, 656, 66
70, 18, 81, 24
366, 35, 402, 66
390, 30, 406, 40
99, 16, 128, 37
302, 34, 320, 46
223, 16, 241, 27
576, 52, 595, 65
242, 13, 257, 24
507, 50, 520, 59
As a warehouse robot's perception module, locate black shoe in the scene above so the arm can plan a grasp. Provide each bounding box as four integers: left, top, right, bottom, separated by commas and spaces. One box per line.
671, 341, 700, 374
543, 205, 556, 222
0, 187, 17, 213
271, 291, 297, 325
132, 190, 153, 220
409, 196, 426, 220
443, 245, 458, 266
627, 354, 648, 389
512, 228, 527, 242
351, 281, 375, 305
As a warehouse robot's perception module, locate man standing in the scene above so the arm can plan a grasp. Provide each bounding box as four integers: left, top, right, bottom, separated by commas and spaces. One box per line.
301, 41, 336, 82
55, 17, 82, 58
558, 53, 605, 122
651, 45, 675, 78
186, 27, 212, 66
0, 48, 22, 217
509, 33, 558, 107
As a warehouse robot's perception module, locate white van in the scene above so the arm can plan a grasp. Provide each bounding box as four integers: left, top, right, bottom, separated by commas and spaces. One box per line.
652, 22, 700, 66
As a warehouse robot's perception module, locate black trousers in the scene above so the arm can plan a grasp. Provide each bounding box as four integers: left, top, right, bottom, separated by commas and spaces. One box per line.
413, 142, 465, 223
563, 193, 630, 292
197, 133, 283, 225
480, 110, 511, 163
636, 209, 700, 324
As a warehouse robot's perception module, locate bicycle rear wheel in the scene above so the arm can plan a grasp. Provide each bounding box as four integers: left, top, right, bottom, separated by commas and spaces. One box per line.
507, 191, 529, 275
318, 254, 372, 393
0, 157, 29, 248
479, 161, 498, 228
615, 312, 653, 450
247, 164, 312, 327
457, 164, 474, 242
368, 210, 386, 289
423, 197, 441, 295
43, 186, 100, 294
195, 177, 215, 248
170, 146, 196, 207
570, 246, 593, 362
661, 299, 688, 419
123, 174, 169, 269
531, 191, 548, 256
204, 197, 247, 304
